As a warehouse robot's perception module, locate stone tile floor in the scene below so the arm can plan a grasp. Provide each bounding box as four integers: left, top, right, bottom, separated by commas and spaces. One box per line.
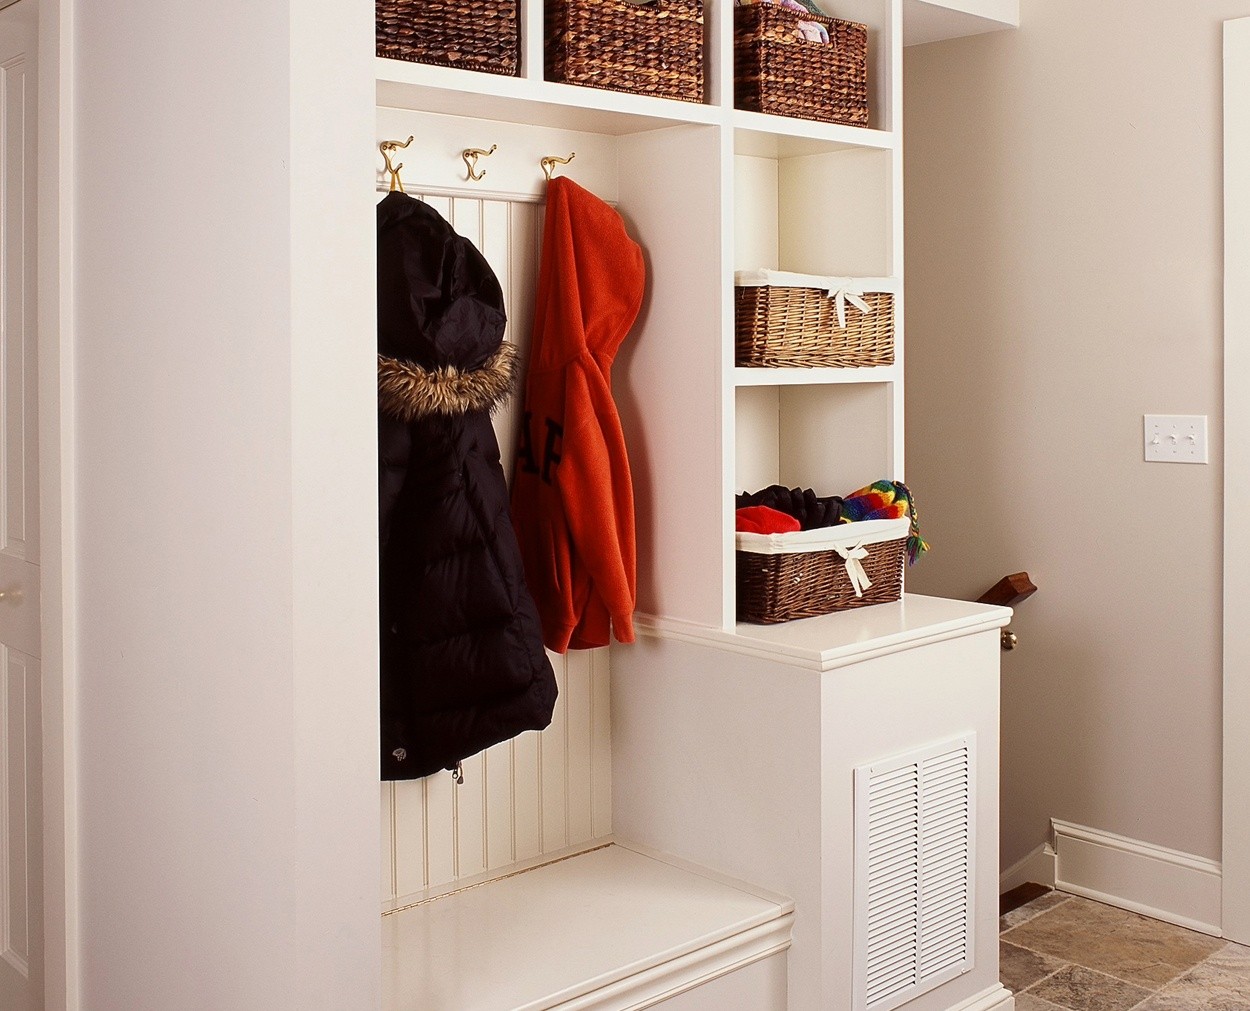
1000, 891, 1250, 1010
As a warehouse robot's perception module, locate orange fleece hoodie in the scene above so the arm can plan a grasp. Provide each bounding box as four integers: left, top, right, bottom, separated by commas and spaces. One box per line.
511, 177, 644, 653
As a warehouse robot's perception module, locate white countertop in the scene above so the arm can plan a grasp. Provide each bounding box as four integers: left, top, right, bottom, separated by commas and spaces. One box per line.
636, 594, 1012, 672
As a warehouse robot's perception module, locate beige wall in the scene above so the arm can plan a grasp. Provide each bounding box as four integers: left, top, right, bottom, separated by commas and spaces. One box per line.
904, 2, 1247, 868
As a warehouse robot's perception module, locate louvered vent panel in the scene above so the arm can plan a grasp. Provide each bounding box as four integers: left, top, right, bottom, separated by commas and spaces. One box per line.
854, 736, 976, 1011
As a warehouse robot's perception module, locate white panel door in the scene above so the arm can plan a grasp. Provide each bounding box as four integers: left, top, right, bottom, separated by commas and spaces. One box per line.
0, 1, 41, 1007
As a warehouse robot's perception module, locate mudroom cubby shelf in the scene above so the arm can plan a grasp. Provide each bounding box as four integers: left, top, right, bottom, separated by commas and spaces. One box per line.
734, 364, 900, 386
735, 383, 897, 517
375, 1, 1019, 1008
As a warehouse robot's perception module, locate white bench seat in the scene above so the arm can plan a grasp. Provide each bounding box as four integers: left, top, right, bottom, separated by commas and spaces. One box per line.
381, 842, 794, 1010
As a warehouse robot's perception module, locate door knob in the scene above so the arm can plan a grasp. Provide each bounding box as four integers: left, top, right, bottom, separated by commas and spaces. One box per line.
0, 589, 22, 603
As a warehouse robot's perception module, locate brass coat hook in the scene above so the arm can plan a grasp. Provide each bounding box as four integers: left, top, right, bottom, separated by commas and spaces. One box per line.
541, 152, 576, 181
462, 144, 498, 182
380, 136, 415, 193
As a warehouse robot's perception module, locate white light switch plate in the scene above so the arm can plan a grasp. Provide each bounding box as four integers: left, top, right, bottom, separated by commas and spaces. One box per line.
1144, 415, 1209, 464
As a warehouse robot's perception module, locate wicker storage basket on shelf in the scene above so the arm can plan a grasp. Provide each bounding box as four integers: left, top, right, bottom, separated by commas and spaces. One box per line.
376, 0, 521, 77
734, 2, 868, 125
737, 518, 908, 624
735, 270, 895, 369
545, 0, 705, 103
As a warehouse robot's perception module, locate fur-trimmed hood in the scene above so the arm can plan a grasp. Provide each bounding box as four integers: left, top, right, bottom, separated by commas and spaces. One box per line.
378, 342, 517, 421
377, 191, 507, 374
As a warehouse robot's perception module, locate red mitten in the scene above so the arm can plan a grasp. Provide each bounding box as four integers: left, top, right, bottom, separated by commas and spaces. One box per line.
736, 505, 802, 534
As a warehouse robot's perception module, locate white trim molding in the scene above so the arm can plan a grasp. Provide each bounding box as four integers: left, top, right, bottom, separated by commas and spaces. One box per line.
1052, 820, 1222, 936
941, 983, 1015, 1011
1225, 14, 1250, 948
555, 916, 793, 1010
999, 842, 1056, 894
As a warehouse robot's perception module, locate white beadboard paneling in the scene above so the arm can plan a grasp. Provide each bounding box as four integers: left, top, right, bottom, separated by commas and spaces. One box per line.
566, 650, 594, 846
385, 649, 611, 903
542, 654, 570, 852
381, 783, 395, 902
455, 750, 487, 879
392, 780, 426, 899
421, 192, 452, 222
513, 727, 544, 864
424, 772, 457, 889
485, 739, 516, 870
484, 199, 521, 480
591, 650, 613, 839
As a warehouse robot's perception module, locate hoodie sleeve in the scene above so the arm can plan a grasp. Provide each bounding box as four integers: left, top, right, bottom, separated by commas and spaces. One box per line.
555, 358, 637, 645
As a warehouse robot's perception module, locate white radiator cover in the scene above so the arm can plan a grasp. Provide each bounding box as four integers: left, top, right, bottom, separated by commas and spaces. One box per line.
854, 735, 976, 1011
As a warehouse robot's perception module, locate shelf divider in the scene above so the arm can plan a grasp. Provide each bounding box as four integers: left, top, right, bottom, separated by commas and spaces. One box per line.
733, 365, 900, 387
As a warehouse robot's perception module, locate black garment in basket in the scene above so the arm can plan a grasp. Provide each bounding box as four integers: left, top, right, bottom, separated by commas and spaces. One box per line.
735, 485, 844, 531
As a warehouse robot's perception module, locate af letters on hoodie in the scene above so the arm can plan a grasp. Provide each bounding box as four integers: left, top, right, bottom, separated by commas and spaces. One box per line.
511, 177, 645, 654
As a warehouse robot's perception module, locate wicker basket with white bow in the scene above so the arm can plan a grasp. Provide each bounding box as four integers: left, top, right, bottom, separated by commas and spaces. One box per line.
735, 269, 896, 369
736, 517, 908, 624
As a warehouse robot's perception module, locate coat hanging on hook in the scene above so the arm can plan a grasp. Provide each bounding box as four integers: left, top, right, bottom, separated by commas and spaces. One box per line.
377, 190, 557, 781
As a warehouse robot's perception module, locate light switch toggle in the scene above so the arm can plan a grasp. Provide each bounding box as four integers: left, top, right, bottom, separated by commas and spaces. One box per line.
1144, 415, 1209, 464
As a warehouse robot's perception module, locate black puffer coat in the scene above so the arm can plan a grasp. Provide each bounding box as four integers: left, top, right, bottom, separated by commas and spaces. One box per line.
377, 192, 557, 781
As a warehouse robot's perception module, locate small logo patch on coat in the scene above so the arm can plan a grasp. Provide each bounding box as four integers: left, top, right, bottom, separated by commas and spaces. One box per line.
392, 748, 407, 761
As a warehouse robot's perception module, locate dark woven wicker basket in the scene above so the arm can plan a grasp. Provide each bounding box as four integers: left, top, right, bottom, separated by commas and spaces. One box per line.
546, 0, 704, 103
734, 3, 868, 126
737, 535, 905, 624
377, 0, 520, 77
736, 285, 895, 368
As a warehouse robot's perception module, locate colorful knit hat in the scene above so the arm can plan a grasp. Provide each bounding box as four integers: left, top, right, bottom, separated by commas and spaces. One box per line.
839, 480, 930, 565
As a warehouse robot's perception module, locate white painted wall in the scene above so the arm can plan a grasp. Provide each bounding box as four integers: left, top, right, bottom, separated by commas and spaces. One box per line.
904, 2, 1246, 870
72, 0, 378, 1005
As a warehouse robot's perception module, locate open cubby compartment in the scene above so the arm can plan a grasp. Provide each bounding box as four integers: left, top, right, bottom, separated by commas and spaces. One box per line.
732, 0, 898, 132
734, 383, 896, 502
375, 102, 725, 903
732, 138, 896, 281
733, 381, 900, 626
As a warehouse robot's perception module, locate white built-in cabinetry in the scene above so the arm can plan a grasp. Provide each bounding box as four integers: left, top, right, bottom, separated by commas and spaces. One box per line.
375, 1, 1018, 1008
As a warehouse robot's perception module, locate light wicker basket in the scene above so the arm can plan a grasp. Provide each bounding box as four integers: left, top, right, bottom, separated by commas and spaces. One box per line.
376, 0, 520, 77
545, 0, 705, 103
735, 270, 895, 369
736, 518, 908, 624
734, 2, 868, 126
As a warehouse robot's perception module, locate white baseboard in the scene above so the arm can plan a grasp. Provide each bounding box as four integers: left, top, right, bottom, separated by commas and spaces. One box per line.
1000, 842, 1056, 893
944, 984, 1014, 1011
1051, 820, 1222, 936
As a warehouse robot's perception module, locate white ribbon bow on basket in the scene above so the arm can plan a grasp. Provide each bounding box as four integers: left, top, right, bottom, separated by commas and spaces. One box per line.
834, 541, 873, 598
824, 281, 874, 329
